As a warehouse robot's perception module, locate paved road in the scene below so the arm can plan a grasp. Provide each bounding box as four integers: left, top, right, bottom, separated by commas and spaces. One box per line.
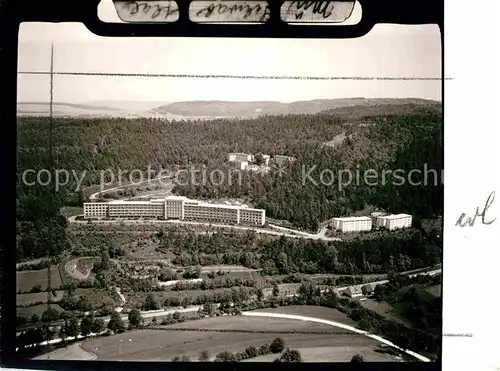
241, 312, 431, 362
88, 175, 173, 201
16, 306, 204, 350
17, 306, 203, 337
291, 268, 442, 296
267, 224, 337, 241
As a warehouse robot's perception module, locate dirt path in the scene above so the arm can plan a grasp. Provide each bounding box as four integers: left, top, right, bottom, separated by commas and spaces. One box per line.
114, 287, 126, 312
241, 312, 430, 362
89, 175, 172, 200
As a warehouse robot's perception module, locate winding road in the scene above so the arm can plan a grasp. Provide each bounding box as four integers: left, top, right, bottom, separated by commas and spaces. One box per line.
88, 175, 173, 201
241, 312, 431, 362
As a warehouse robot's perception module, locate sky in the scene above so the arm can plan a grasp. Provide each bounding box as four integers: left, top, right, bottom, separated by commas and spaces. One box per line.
17, 0, 442, 103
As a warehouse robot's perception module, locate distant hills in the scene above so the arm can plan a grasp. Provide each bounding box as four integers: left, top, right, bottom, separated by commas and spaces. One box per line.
153, 98, 439, 117
17, 98, 441, 120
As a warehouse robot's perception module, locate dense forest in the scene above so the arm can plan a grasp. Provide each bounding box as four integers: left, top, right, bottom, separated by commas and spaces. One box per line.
173, 109, 443, 230
16, 102, 442, 260
163, 228, 442, 275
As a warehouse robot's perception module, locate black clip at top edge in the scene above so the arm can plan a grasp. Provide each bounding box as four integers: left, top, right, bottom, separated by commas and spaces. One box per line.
4, 0, 442, 38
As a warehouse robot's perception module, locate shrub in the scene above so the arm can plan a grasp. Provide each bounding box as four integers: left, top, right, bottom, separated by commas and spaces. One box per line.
30, 285, 43, 293
199, 350, 209, 361
245, 346, 258, 358
351, 354, 365, 362
259, 343, 271, 355
128, 309, 142, 328
214, 351, 235, 362
107, 311, 125, 333
278, 348, 302, 362
143, 293, 161, 311
270, 337, 285, 353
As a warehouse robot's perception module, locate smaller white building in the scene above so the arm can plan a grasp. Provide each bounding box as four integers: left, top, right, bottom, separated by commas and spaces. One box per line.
262, 154, 271, 165
331, 216, 372, 233
273, 155, 296, 166
228, 153, 253, 163
346, 286, 363, 298
376, 213, 412, 231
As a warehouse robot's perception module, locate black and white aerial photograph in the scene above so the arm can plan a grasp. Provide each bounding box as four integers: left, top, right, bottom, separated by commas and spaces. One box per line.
15, 1, 443, 364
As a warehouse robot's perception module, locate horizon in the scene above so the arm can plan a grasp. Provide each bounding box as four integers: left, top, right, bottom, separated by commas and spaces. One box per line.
17, 97, 443, 105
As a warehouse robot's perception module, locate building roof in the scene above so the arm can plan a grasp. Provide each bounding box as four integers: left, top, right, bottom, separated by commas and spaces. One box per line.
332, 216, 372, 221
362, 283, 375, 291
193, 202, 264, 213
379, 213, 412, 220
165, 195, 189, 201
108, 200, 162, 205
347, 286, 362, 294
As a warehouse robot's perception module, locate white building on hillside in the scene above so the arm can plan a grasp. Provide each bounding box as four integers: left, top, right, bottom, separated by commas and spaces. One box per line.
262, 154, 271, 165
376, 213, 412, 230
346, 286, 363, 298
273, 155, 295, 166
331, 216, 372, 233
228, 153, 254, 163
83, 196, 265, 226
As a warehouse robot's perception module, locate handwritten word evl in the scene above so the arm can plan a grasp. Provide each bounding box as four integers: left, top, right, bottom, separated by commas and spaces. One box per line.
455, 191, 496, 227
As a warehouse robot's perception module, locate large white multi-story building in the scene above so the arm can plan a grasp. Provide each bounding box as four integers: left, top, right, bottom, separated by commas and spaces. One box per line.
375, 213, 412, 231
83, 196, 265, 226
331, 216, 372, 233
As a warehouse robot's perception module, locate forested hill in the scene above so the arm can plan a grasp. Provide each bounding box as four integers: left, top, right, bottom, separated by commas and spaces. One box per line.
153, 98, 439, 117
16, 102, 442, 260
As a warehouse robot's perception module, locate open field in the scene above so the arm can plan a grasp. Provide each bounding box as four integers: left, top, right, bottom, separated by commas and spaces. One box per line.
17, 304, 65, 318
16, 290, 65, 306
17, 266, 63, 293
254, 305, 358, 326
34, 343, 96, 360
426, 284, 441, 297
16, 258, 46, 269
243, 346, 398, 362
359, 299, 411, 327
78, 315, 395, 362
157, 315, 353, 333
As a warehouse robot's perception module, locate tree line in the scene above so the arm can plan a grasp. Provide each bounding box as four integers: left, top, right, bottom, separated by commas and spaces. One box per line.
164, 229, 441, 275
